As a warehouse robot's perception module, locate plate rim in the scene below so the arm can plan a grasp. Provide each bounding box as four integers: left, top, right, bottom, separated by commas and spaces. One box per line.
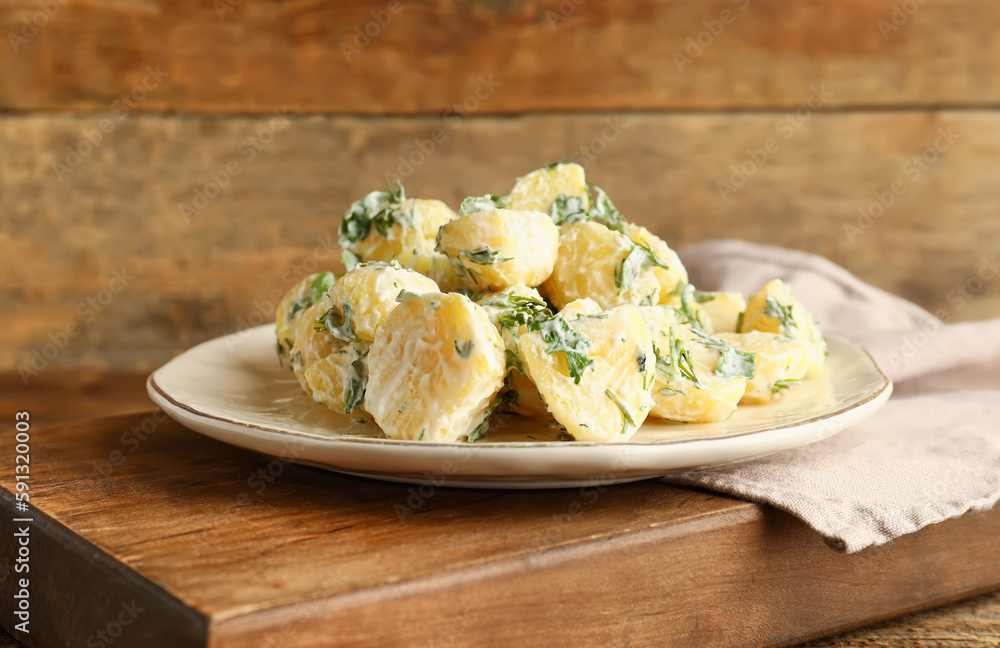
147, 326, 893, 450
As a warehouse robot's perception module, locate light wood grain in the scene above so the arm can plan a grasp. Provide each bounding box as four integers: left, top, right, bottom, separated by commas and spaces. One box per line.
3, 110, 1000, 373
1, 0, 999, 114
1, 404, 999, 647
802, 589, 1000, 647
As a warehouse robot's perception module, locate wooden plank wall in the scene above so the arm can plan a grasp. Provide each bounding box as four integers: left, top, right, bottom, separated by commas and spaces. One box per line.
2, 0, 999, 374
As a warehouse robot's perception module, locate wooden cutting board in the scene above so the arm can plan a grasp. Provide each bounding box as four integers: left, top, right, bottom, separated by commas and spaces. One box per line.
1, 410, 999, 648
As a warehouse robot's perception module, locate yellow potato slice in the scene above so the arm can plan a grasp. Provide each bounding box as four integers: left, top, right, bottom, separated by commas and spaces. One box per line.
505, 162, 589, 214
543, 221, 661, 310
558, 297, 603, 320
696, 291, 747, 334
275, 272, 335, 364
639, 307, 747, 423
289, 300, 341, 397
502, 367, 549, 418
342, 195, 456, 260
366, 293, 506, 442
304, 342, 372, 418
436, 209, 560, 290
518, 305, 654, 442
325, 261, 439, 342
624, 224, 688, 300
717, 331, 813, 403
741, 279, 826, 376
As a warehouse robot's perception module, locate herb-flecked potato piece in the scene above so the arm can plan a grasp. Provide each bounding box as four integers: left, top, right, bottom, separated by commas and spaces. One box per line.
518, 305, 655, 442
289, 300, 340, 397
275, 272, 336, 364
436, 209, 559, 291
475, 287, 551, 418
325, 261, 439, 342
717, 331, 813, 403
543, 221, 661, 310
366, 293, 505, 442
338, 185, 460, 288
505, 162, 589, 214
639, 306, 749, 423
304, 341, 372, 419
558, 298, 603, 320
693, 291, 747, 334
623, 224, 688, 301
741, 279, 826, 376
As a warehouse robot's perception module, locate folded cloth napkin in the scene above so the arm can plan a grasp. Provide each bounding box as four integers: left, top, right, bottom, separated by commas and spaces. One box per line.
662, 240, 1000, 553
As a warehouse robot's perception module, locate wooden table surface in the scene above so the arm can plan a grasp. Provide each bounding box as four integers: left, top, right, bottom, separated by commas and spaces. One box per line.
1, 372, 997, 647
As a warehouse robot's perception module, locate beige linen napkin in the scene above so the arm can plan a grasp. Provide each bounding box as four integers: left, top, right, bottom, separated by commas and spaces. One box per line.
662, 240, 1000, 553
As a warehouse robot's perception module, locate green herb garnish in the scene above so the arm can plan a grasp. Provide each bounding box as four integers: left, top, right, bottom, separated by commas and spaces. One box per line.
338, 181, 408, 248
695, 334, 756, 380
343, 354, 368, 414
459, 246, 513, 265
654, 328, 701, 386
676, 284, 708, 333
459, 194, 508, 216
770, 378, 801, 396
287, 296, 311, 322
587, 184, 626, 230
467, 390, 517, 443
764, 294, 797, 336
315, 303, 360, 343
605, 388, 636, 435
536, 316, 595, 385
309, 272, 336, 304
550, 193, 589, 226
454, 340, 474, 358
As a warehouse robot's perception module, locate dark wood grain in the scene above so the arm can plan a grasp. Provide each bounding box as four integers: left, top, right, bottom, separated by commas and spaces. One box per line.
0, 405, 998, 647
3, 111, 999, 375
2, 0, 999, 114
0, 370, 153, 424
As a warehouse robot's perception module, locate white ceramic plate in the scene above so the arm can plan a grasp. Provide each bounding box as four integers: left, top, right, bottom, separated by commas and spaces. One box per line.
148, 325, 891, 489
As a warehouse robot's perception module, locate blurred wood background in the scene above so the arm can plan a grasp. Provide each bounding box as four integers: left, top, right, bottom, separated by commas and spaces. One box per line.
3, 0, 1000, 377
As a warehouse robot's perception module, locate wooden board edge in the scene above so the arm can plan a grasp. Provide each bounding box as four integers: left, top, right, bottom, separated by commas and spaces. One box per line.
0, 488, 209, 648
777, 582, 1000, 648
210, 505, 1000, 647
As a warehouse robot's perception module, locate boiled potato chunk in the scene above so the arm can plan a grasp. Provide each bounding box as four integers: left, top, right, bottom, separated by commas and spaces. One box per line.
339, 190, 460, 288
505, 162, 589, 214
275, 272, 335, 363
718, 331, 812, 403
639, 307, 747, 423
436, 209, 559, 290
326, 261, 439, 342
519, 305, 654, 442
342, 196, 456, 262
558, 298, 602, 320
623, 224, 688, 301
289, 300, 341, 397
543, 221, 660, 310
502, 367, 549, 418
696, 291, 747, 334
304, 342, 372, 418
741, 279, 826, 376
366, 293, 506, 442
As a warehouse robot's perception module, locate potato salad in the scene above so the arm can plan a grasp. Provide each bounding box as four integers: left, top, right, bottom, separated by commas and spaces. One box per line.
275, 162, 827, 443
